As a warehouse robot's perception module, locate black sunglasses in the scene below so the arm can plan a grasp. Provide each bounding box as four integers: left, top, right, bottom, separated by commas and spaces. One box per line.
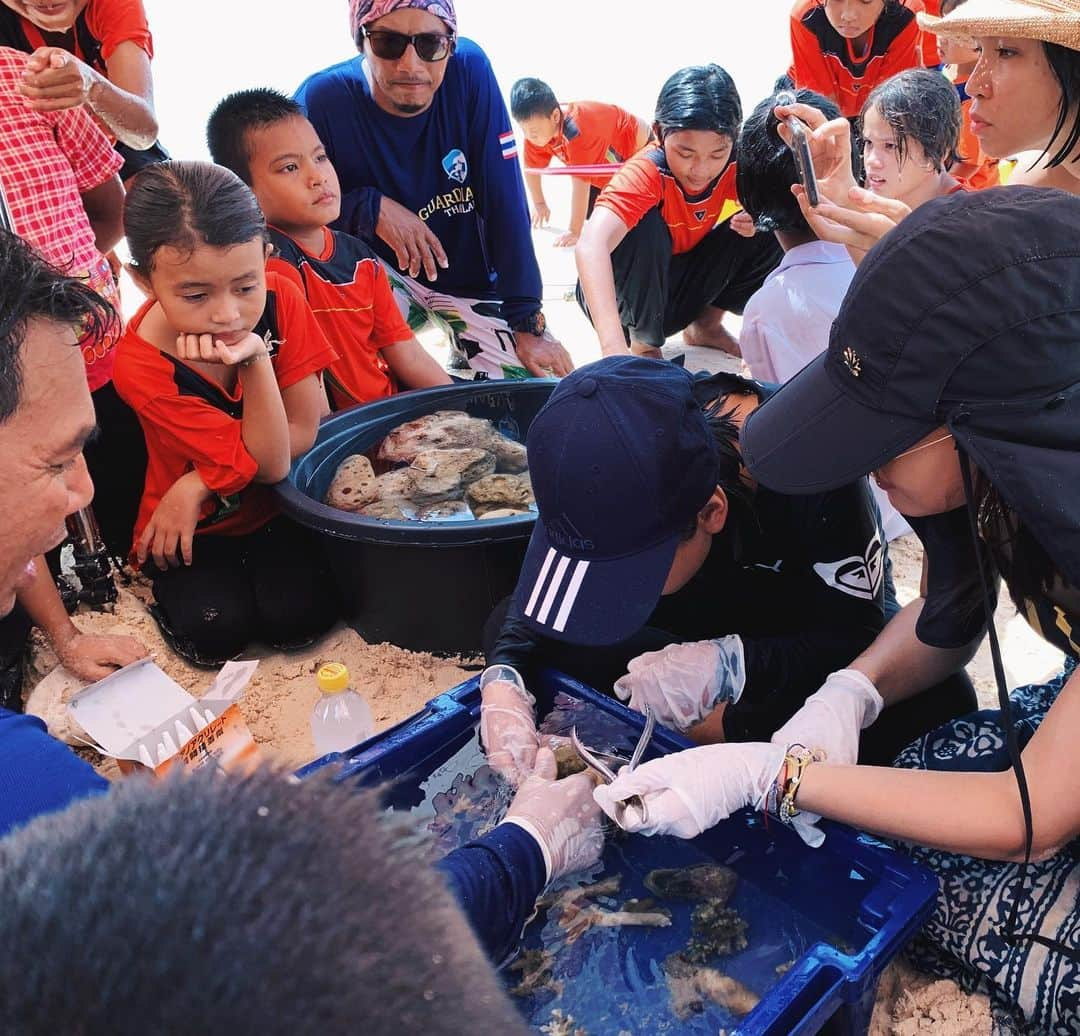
360, 27, 456, 62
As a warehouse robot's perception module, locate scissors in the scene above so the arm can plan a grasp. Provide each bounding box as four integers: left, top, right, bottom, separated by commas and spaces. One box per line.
570, 705, 656, 829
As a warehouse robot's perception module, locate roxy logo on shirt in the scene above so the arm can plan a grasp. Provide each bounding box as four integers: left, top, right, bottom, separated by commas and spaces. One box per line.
813, 532, 884, 602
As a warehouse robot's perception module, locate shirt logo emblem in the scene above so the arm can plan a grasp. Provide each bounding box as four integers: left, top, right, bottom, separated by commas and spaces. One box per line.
813, 533, 883, 602
262, 329, 283, 358
694, 210, 707, 222
842, 346, 862, 377
442, 149, 468, 184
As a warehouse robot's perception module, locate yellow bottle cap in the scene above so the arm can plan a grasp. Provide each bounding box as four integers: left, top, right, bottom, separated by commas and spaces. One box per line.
317, 662, 350, 693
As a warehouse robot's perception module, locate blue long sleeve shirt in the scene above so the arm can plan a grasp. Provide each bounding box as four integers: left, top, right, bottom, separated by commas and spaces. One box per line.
1, 705, 545, 967
0, 708, 108, 839
295, 39, 543, 328
437, 821, 547, 964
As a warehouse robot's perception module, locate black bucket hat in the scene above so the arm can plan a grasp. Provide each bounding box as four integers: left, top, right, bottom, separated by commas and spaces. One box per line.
742, 186, 1080, 586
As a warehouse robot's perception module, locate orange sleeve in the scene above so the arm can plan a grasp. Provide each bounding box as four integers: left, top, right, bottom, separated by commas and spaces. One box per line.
905, 0, 941, 66
266, 254, 307, 296
268, 274, 339, 391
595, 153, 663, 232
875, 16, 921, 83
610, 105, 643, 162
523, 139, 552, 170
788, 12, 837, 101
369, 263, 414, 348
86, 0, 153, 60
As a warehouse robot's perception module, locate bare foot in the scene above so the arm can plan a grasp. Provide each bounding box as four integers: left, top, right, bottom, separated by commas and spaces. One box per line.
630, 341, 663, 358
682, 321, 742, 357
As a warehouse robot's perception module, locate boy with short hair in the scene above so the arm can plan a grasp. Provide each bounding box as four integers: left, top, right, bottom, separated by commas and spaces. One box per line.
735, 86, 908, 542
510, 77, 649, 248
207, 88, 451, 411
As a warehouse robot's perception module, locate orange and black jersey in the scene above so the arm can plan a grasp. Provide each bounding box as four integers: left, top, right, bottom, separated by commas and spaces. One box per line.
595, 146, 739, 255
268, 226, 412, 411
113, 272, 337, 555
523, 101, 642, 190
788, 0, 920, 119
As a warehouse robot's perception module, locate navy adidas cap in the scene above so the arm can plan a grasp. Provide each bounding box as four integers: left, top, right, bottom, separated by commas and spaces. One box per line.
517, 356, 719, 645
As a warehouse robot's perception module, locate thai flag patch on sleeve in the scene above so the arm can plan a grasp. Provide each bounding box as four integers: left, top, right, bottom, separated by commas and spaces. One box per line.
499, 130, 518, 160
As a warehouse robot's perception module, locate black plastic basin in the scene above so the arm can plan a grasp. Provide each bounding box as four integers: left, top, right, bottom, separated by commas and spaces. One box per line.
275, 381, 556, 654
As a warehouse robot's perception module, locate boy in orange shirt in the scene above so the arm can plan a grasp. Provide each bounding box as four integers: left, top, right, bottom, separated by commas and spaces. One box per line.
789, 0, 921, 118
207, 89, 451, 411
936, 0, 999, 189
511, 78, 649, 248
575, 65, 781, 359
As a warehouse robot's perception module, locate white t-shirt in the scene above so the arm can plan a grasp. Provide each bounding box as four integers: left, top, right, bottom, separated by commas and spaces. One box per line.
740, 240, 910, 542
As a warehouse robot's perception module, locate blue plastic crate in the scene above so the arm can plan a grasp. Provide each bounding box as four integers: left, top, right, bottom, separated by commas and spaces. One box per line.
298, 670, 937, 1036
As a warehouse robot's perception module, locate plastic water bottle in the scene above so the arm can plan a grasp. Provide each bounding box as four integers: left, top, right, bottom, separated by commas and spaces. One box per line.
310, 662, 375, 755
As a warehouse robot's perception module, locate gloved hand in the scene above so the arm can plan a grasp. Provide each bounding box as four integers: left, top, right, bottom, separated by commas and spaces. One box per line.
593, 742, 785, 839
614, 636, 746, 732
479, 664, 539, 786
771, 669, 884, 767
766, 669, 882, 846
503, 746, 605, 883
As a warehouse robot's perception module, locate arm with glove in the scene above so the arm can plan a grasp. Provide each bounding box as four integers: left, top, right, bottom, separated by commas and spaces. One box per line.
479, 664, 541, 787
440, 745, 605, 962
613, 636, 747, 734
597, 668, 883, 848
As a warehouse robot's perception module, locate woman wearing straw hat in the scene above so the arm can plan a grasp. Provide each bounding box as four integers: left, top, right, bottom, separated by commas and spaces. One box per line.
594, 187, 1080, 1030
782, 0, 1080, 250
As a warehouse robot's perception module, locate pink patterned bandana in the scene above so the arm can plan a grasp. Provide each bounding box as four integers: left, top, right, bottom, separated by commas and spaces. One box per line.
349, 0, 457, 39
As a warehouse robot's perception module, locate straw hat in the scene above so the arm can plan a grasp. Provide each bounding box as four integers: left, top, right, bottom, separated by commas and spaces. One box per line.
918, 0, 1080, 51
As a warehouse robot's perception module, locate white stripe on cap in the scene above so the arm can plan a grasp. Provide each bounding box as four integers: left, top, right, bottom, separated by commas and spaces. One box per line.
535, 554, 572, 625
523, 548, 557, 618
552, 560, 589, 633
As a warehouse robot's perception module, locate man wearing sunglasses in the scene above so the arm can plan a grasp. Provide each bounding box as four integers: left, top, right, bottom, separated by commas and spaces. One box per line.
297, 0, 573, 381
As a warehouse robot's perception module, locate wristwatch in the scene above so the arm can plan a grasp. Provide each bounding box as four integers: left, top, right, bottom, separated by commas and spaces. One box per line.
511, 310, 546, 337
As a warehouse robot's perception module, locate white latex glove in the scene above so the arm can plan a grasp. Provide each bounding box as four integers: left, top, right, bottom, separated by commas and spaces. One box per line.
767, 669, 883, 846
503, 746, 605, 883
479, 664, 539, 786
593, 742, 785, 839
771, 669, 884, 768
613, 636, 746, 732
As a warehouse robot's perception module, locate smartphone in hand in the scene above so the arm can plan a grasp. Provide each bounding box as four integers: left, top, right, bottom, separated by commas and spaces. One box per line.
776, 91, 819, 207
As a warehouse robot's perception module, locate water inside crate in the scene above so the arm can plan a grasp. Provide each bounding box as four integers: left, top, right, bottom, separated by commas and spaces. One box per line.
388, 695, 855, 1034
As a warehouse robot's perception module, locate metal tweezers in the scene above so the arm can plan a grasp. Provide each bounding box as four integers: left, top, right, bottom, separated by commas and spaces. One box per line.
570, 705, 656, 829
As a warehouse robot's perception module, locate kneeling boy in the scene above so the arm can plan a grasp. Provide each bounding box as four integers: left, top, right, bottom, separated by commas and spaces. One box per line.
482, 358, 977, 776
207, 89, 451, 411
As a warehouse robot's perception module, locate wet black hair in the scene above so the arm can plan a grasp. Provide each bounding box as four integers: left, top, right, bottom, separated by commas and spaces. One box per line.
206, 88, 305, 186
0, 230, 116, 422
124, 160, 269, 273
736, 87, 841, 234
654, 64, 742, 144
510, 77, 559, 122
680, 371, 759, 539
1042, 42, 1080, 168
0, 767, 530, 1035
861, 68, 961, 172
